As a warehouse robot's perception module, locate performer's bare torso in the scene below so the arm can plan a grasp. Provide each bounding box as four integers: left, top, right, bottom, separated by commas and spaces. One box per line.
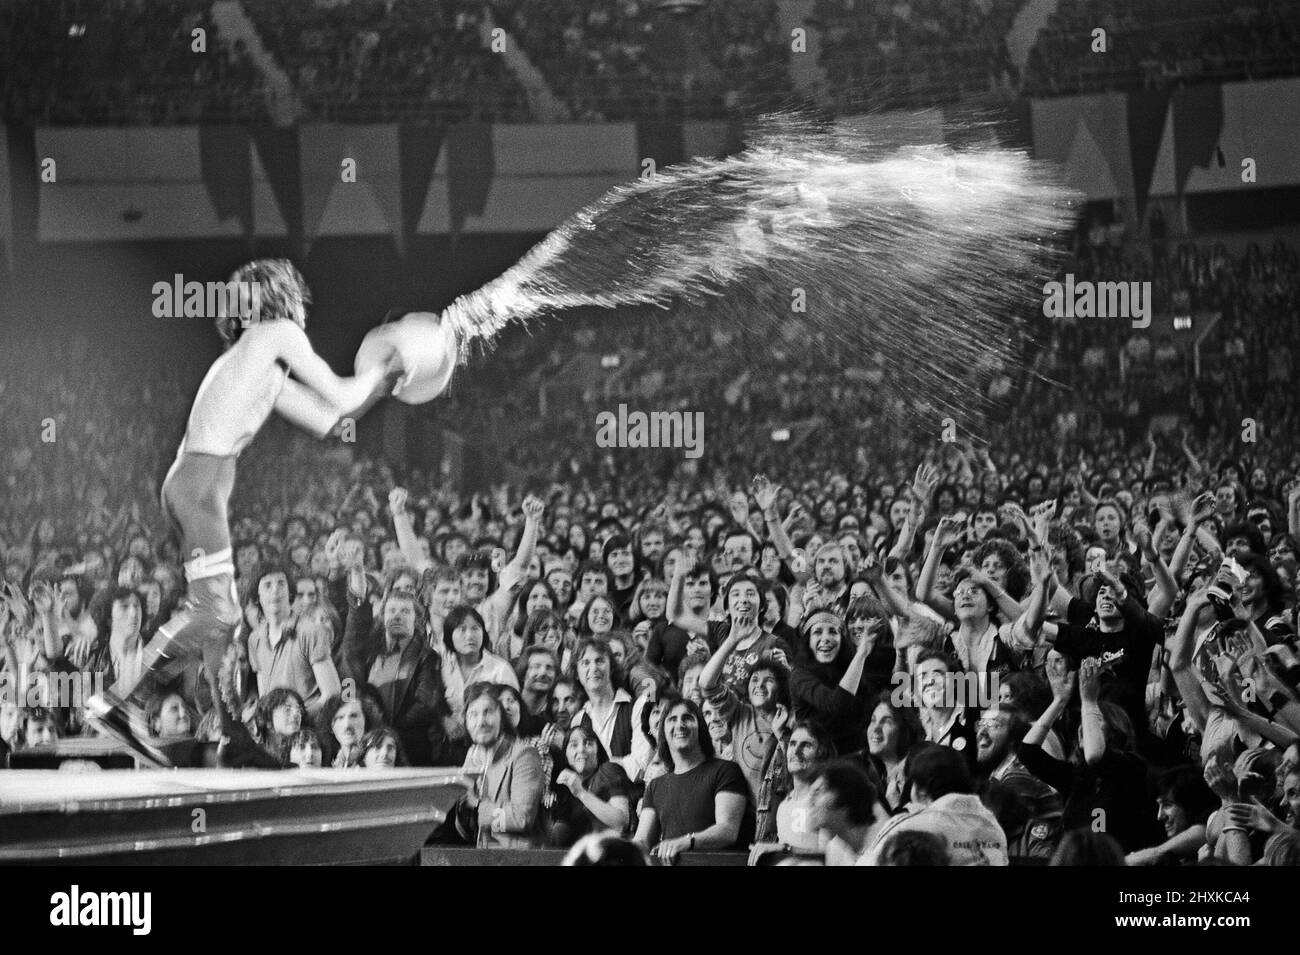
179, 327, 290, 458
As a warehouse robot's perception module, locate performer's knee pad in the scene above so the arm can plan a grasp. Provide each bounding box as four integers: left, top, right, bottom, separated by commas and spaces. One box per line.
188, 573, 241, 629
212, 579, 241, 629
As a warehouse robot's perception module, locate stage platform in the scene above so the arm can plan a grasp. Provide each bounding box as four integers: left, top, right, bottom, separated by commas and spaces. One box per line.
0, 768, 470, 865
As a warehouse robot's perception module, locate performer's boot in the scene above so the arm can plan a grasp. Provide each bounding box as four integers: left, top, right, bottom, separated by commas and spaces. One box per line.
88, 564, 241, 768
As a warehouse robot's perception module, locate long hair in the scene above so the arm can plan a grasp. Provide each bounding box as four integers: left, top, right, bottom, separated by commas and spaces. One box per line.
570, 636, 624, 694
514, 644, 561, 688
577, 593, 620, 637
562, 722, 611, 773
523, 609, 568, 654
746, 657, 792, 710
794, 609, 854, 677
217, 258, 310, 347
1236, 551, 1285, 615
628, 576, 668, 624
254, 686, 306, 762
655, 694, 715, 772
443, 605, 488, 659
971, 538, 1030, 600
867, 691, 924, 761
787, 718, 837, 767
512, 578, 559, 637
360, 726, 408, 767
463, 680, 516, 750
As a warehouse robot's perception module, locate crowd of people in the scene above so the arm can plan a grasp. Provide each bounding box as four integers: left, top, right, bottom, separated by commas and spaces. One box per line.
4, 226, 1300, 867
1, 0, 268, 125
1025, 0, 1300, 97
488, 0, 793, 120
240, 0, 530, 122
813, 0, 1023, 111
8, 0, 1300, 127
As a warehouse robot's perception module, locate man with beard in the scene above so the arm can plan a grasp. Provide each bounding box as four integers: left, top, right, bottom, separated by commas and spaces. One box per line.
516, 644, 559, 737
550, 677, 584, 735
636, 522, 667, 569
723, 528, 759, 575
457, 553, 494, 609
975, 703, 1062, 859
341, 589, 450, 766
805, 543, 851, 617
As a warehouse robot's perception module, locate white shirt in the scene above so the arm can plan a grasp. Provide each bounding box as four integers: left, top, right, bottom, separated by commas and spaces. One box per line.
577, 688, 633, 761
442, 651, 519, 719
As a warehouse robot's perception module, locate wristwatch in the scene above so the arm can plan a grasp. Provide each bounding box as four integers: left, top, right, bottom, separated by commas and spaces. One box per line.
687, 833, 696, 850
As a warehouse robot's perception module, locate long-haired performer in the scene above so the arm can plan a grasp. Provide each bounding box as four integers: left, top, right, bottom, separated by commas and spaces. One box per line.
87, 259, 405, 766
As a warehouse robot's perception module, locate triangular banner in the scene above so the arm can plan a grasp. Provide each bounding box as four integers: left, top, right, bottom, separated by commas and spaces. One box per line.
399, 123, 447, 247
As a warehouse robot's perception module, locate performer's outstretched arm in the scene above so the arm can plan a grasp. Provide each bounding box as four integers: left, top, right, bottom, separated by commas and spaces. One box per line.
262, 321, 396, 420
274, 379, 345, 438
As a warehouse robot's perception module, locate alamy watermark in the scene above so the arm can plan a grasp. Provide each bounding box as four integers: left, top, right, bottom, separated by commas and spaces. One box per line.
50, 885, 151, 935
152, 274, 262, 326
595, 404, 704, 459
1, 668, 105, 710
1042, 274, 1151, 328
890, 668, 1001, 710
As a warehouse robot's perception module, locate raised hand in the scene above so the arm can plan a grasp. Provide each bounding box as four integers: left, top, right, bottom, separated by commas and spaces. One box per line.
522, 494, 545, 523
861, 549, 883, 582
1130, 516, 1153, 553
1078, 657, 1103, 704
324, 528, 347, 567
802, 579, 825, 611
1241, 800, 1285, 834
751, 474, 779, 513
1029, 545, 1053, 585
1029, 500, 1056, 545
388, 486, 408, 516
1190, 491, 1216, 525
67, 630, 95, 669
911, 462, 939, 505
1046, 651, 1075, 704
999, 501, 1029, 532
771, 703, 791, 739
729, 490, 750, 527
1203, 758, 1238, 803
29, 581, 54, 616
934, 515, 964, 547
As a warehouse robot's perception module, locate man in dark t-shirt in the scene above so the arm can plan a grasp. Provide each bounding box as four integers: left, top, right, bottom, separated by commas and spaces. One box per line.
635, 696, 754, 863
1048, 578, 1163, 739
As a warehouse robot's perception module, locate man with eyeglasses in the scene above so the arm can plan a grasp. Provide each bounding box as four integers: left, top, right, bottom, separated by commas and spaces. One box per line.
975, 703, 1062, 859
